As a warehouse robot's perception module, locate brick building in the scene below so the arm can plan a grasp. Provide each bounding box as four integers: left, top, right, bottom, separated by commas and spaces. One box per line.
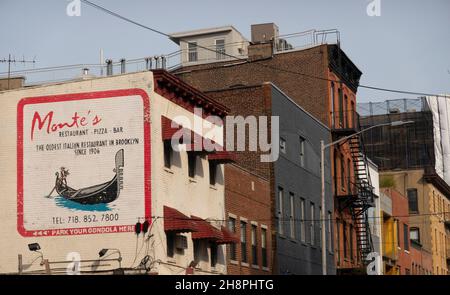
380, 188, 411, 275
204, 82, 334, 274
0, 70, 240, 275
170, 23, 373, 273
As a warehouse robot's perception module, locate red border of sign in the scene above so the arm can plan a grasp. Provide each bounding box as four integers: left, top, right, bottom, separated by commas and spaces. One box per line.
17, 89, 151, 237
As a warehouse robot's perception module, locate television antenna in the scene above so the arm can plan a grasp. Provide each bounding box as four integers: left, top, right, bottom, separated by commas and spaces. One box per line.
0, 54, 36, 89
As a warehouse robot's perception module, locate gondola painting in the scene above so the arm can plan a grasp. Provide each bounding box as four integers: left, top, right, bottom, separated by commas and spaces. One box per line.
46, 149, 124, 205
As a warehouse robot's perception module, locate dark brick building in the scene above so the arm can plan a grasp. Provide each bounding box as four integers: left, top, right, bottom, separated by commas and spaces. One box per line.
206, 83, 334, 274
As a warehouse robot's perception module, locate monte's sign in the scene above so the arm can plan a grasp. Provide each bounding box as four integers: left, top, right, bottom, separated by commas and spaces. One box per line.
17, 89, 151, 237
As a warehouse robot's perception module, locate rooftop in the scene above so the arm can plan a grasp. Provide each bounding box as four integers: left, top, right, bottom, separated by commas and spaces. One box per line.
169, 25, 247, 44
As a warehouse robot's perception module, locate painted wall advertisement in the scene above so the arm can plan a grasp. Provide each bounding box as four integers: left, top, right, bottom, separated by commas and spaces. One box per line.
17, 89, 151, 237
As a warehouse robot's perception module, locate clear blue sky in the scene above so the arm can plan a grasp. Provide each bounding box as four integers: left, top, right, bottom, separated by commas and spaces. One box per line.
0, 0, 449, 102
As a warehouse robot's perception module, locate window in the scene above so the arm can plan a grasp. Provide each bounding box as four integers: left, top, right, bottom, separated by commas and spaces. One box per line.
343, 221, 348, 258
261, 227, 268, 267
350, 101, 355, 128
330, 82, 335, 128
310, 202, 315, 246
347, 158, 352, 193
396, 220, 401, 248
240, 221, 248, 263
188, 152, 197, 178
209, 162, 217, 186
278, 188, 284, 235
299, 136, 306, 167
340, 157, 345, 190
188, 42, 198, 62
228, 217, 237, 261
289, 193, 295, 239
210, 244, 218, 267
251, 224, 257, 266
404, 224, 409, 251
166, 232, 175, 257
193, 239, 201, 263
327, 211, 332, 252
344, 94, 348, 128
280, 138, 286, 154
300, 198, 306, 242
215, 39, 225, 60
338, 88, 343, 127
407, 189, 419, 213
163, 140, 172, 168
336, 219, 341, 264
349, 224, 354, 261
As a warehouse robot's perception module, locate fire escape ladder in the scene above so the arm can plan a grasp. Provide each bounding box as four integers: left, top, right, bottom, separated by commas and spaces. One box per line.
348, 134, 375, 264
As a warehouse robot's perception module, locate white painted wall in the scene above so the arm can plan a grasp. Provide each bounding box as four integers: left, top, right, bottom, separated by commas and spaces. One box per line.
178, 28, 249, 66
367, 159, 383, 275
0, 71, 226, 274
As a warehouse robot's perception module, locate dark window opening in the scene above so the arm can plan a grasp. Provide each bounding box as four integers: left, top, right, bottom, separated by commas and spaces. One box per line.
407, 189, 419, 213
166, 232, 175, 258
240, 221, 248, 263
228, 217, 237, 261
163, 140, 172, 168
188, 152, 197, 178
210, 243, 218, 267
209, 162, 217, 186
261, 228, 268, 267
251, 224, 257, 265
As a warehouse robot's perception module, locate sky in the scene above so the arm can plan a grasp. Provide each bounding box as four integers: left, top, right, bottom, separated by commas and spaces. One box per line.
0, 0, 449, 102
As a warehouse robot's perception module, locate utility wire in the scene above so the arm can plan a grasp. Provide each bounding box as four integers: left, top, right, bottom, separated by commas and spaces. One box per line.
78, 0, 450, 99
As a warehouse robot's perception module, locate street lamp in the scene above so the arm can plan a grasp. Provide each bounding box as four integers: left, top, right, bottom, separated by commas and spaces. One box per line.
320, 120, 413, 275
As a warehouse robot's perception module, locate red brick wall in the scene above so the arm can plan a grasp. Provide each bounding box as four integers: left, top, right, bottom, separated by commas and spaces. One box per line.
225, 164, 272, 274
410, 245, 433, 275
174, 45, 330, 125
382, 188, 412, 274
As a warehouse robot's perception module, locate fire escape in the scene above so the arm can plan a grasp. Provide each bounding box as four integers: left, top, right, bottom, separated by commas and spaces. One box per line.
333, 112, 375, 264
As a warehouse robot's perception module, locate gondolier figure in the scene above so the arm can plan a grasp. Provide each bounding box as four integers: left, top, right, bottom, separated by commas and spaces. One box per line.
56, 167, 70, 189
45, 149, 124, 205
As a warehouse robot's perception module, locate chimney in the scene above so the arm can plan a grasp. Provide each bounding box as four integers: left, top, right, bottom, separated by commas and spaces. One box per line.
82, 68, 89, 76
251, 23, 279, 43
106, 59, 113, 76
248, 23, 279, 62
120, 58, 126, 74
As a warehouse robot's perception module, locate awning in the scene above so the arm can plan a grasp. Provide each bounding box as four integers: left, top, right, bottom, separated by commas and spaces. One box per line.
161, 116, 221, 151
161, 116, 183, 141
163, 206, 197, 233
216, 226, 240, 244
208, 151, 236, 163
190, 216, 224, 240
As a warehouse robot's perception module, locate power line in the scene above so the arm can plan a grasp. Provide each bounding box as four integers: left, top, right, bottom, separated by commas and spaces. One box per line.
78, 0, 450, 99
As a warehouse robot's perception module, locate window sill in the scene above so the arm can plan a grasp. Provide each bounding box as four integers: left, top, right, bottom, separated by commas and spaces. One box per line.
166, 259, 176, 264
289, 238, 298, 244
189, 177, 197, 183
230, 259, 238, 265
251, 264, 259, 270
262, 266, 270, 272
209, 185, 217, 190
164, 167, 174, 174
241, 262, 249, 267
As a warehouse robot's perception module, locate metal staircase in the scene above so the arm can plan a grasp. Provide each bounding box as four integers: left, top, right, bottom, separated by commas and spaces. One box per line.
348, 135, 374, 263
